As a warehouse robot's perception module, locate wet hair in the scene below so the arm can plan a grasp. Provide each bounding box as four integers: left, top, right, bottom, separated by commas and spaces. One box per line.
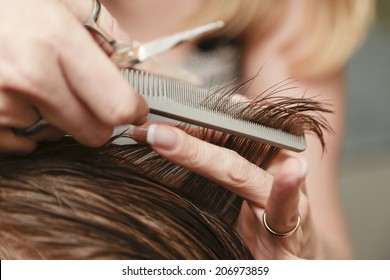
0, 89, 331, 259
0, 141, 252, 259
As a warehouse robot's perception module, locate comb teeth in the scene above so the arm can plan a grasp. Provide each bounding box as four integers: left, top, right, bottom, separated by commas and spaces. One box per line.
122, 69, 306, 152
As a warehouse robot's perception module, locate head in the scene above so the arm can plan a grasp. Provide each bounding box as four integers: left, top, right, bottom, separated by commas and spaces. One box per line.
0, 140, 252, 259
0, 88, 330, 259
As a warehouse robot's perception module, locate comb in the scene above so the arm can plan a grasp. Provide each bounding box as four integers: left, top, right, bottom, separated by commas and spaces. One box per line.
122, 69, 306, 152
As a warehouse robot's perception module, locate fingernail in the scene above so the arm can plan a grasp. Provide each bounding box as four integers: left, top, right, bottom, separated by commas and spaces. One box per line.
296, 156, 308, 178
146, 124, 178, 150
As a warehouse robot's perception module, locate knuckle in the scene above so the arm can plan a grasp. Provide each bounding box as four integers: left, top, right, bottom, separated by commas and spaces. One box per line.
225, 149, 257, 186
1, 42, 57, 100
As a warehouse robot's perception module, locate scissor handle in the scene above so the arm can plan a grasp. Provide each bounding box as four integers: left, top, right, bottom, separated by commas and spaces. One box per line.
83, 0, 139, 68
84, 0, 117, 46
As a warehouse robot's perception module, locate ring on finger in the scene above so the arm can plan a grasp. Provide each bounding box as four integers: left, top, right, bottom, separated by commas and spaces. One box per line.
12, 118, 49, 137
262, 211, 301, 238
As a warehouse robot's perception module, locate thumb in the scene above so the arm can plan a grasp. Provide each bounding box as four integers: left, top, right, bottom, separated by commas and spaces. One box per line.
264, 156, 306, 235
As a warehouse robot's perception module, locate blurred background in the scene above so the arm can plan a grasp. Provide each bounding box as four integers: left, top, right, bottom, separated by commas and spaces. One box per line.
341, 7, 390, 259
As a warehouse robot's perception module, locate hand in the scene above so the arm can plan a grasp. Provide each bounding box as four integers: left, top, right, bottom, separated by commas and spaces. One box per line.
130, 124, 323, 259
236, 155, 321, 259
0, 0, 148, 154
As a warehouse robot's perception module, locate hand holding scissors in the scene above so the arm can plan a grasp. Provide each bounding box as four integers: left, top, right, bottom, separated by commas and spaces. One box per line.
0, 0, 223, 154
84, 0, 223, 69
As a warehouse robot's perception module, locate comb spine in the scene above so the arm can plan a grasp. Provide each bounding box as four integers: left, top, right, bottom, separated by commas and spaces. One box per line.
123, 69, 306, 152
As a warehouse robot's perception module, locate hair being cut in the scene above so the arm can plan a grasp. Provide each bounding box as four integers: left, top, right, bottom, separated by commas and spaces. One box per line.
0, 87, 331, 259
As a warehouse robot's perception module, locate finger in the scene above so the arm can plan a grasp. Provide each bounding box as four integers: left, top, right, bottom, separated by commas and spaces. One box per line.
61, 25, 148, 126
61, 0, 129, 42
13, 44, 114, 147
94, 3, 132, 48
127, 122, 211, 142
131, 123, 273, 206
58, 3, 149, 127
27, 127, 65, 143
3, 107, 66, 143
264, 156, 307, 234
0, 90, 53, 152
0, 90, 40, 128
0, 128, 36, 155
35, 60, 114, 147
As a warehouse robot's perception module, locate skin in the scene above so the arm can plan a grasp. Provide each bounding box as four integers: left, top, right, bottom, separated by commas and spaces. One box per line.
110, 0, 353, 258
0, 0, 149, 154
0, 0, 353, 258
130, 123, 319, 259
241, 0, 352, 258
118, 0, 352, 259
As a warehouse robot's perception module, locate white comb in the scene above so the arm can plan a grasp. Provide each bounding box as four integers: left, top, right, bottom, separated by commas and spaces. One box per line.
122, 69, 306, 152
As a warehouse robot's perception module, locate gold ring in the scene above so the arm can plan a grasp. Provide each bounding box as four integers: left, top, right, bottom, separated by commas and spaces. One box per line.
262, 211, 301, 238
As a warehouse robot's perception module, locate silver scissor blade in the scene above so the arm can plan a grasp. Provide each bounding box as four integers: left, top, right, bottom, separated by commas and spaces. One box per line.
137, 21, 224, 62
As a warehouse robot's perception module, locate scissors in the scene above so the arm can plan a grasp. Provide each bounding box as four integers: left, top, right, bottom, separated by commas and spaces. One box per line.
14, 0, 224, 136
85, 0, 224, 68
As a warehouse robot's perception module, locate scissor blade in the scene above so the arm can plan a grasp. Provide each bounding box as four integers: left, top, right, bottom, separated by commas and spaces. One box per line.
137, 21, 224, 62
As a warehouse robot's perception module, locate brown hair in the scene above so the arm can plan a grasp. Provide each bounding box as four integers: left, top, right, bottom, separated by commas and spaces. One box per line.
0, 88, 331, 259
0, 142, 252, 259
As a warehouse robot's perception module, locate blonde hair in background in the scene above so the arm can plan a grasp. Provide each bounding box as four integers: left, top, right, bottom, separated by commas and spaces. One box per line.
280, 0, 375, 79
187, 0, 285, 38
191, 0, 375, 79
